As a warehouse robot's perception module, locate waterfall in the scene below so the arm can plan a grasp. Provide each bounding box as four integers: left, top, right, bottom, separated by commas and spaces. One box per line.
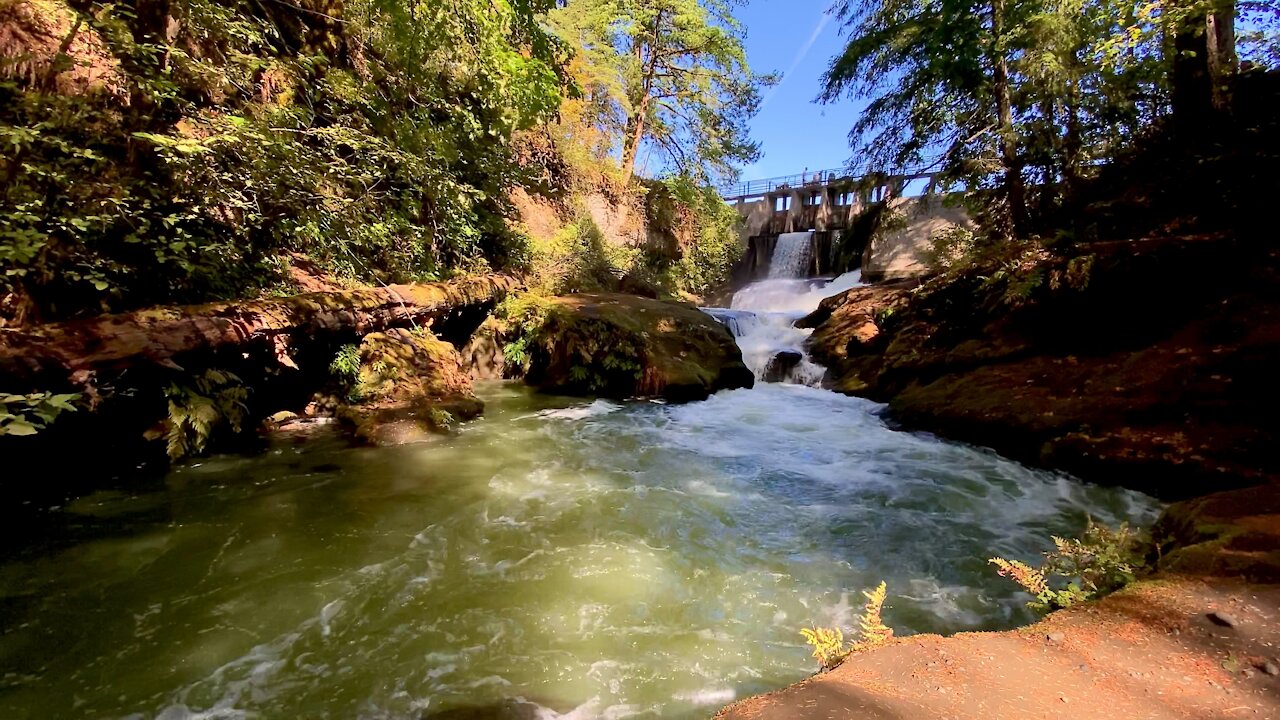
767, 232, 815, 279
702, 270, 864, 386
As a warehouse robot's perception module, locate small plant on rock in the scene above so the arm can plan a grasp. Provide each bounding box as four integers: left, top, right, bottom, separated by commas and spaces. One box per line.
329, 344, 364, 401
800, 581, 893, 671
990, 521, 1143, 612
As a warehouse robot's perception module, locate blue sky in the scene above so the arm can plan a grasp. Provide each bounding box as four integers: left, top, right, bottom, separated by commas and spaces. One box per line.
737, 0, 862, 181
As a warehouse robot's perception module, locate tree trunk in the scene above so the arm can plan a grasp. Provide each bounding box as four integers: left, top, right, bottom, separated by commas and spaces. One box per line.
126, 0, 174, 115
1062, 76, 1083, 198
1171, 0, 1236, 143
0, 275, 521, 391
621, 99, 649, 182
990, 0, 1028, 235
1038, 96, 1059, 218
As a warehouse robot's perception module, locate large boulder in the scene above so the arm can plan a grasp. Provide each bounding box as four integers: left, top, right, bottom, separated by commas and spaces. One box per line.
799, 282, 914, 393
338, 329, 483, 445
521, 293, 753, 401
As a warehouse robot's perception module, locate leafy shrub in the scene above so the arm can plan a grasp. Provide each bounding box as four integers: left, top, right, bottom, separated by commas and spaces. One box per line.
658, 177, 745, 297
329, 343, 363, 401
0, 391, 79, 436
496, 293, 557, 373
923, 225, 978, 273
1, 0, 565, 321
799, 626, 847, 670
990, 521, 1144, 612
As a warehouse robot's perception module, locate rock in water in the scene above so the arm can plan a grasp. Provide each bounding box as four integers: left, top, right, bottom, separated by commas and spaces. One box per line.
338, 329, 484, 445
523, 293, 754, 402
763, 351, 804, 383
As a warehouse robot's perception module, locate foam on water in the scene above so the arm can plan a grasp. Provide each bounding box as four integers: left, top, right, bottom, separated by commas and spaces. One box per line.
705, 269, 864, 385
2, 386, 1160, 719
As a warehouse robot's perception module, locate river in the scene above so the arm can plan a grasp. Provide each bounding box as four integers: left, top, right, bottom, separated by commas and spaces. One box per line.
0, 250, 1160, 719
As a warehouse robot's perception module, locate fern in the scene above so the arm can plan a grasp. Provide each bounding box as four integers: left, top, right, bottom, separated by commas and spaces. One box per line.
850, 581, 893, 651
990, 521, 1142, 612
800, 626, 847, 670
164, 369, 249, 460
800, 581, 894, 671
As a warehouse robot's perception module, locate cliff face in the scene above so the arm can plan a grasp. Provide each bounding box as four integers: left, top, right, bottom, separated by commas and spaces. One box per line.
803, 234, 1280, 499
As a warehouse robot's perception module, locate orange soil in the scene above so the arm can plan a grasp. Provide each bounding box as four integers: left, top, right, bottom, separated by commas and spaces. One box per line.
718, 578, 1280, 719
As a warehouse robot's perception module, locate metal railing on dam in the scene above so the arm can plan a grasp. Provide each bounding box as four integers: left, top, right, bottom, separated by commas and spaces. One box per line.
717, 167, 939, 202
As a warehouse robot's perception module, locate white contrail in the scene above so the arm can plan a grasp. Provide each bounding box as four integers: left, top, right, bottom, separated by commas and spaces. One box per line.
761, 9, 835, 107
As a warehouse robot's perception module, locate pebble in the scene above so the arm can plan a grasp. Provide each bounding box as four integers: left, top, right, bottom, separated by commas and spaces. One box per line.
1046, 632, 1065, 643
1264, 662, 1280, 677
1208, 611, 1240, 628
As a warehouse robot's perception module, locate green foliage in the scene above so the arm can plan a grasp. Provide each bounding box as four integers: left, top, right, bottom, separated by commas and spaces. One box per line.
164, 369, 249, 459
1, 0, 567, 321
923, 225, 979, 274
0, 391, 79, 436
550, 0, 775, 183
820, 0, 1186, 227
526, 205, 640, 295
990, 521, 1144, 612
659, 176, 745, 297
799, 626, 847, 670
1239, 2, 1280, 69
496, 292, 645, 391
329, 343, 364, 401
497, 293, 558, 374
919, 225, 1049, 309
330, 344, 362, 380
427, 407, 457, 430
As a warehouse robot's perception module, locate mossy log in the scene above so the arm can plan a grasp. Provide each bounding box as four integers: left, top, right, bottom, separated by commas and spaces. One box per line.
0, 274, 522, 390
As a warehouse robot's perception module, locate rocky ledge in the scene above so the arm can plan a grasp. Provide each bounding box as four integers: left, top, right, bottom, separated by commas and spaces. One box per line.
801, 236, 1280, 499
522, 293, 755, 401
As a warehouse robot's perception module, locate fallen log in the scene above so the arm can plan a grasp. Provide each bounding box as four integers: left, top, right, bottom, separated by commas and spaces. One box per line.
0, 274, 523, 389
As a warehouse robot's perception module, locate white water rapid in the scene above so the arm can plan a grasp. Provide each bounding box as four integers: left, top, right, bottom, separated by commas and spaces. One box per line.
704, 233, 863, 385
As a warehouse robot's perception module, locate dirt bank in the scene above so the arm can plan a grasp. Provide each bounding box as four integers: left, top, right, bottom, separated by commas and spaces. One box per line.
718, 484, 1280, 719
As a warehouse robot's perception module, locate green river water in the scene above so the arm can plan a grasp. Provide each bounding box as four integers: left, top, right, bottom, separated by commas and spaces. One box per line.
0, 381, 1159, 719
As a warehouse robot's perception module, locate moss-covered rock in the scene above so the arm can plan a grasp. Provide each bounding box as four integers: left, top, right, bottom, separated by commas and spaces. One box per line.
1153, 485, 1280, 582
518, 293, 753, 401
337, 329, 483, 445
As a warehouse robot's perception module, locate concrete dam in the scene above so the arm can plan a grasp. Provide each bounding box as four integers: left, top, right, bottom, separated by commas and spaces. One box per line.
721, 168, 972, 283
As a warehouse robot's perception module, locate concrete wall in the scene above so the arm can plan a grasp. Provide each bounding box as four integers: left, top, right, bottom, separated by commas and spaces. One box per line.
861, 195, 974, 282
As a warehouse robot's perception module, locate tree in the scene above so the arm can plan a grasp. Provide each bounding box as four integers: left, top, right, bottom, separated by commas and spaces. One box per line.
819, 0, 1020, 228
819, 0, 1240, 234
550, 0, 774, 184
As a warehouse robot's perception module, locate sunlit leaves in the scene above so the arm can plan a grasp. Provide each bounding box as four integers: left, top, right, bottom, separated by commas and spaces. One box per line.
0, 392, 80, 437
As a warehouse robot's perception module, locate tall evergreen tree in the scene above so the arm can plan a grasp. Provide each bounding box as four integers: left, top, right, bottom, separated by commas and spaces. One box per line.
550, 0, 774, 183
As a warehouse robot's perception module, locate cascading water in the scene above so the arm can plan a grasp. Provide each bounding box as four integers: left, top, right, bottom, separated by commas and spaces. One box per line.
704, 232, 861, 386
766, 232, 814, 279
